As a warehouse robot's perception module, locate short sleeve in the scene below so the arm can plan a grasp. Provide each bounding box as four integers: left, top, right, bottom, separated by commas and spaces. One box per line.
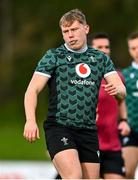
103, 54, 116, 78
117, 70, 125, 84
35, 50, 56, 78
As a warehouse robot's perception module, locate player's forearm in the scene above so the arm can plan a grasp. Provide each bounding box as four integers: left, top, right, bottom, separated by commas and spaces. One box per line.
118, 100, 127, 119
24, 89, 38, 123
115, 85, 126, 100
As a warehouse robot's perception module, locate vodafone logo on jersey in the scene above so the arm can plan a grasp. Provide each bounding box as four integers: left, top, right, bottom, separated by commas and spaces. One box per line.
76, 63, 91, 78
71, 63, 94, 86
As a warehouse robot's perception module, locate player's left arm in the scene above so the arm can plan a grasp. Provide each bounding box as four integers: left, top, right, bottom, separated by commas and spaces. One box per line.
118, 100, 131, 136
103, 72, 126, 100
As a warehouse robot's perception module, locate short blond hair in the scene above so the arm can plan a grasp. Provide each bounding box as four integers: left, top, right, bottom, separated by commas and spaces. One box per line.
59, 9, 87, 27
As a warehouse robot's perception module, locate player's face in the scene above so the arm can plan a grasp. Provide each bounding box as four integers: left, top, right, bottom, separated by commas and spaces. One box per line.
61, 20, 89, 50
128, 38, 138, 63
92, 38, 110, 56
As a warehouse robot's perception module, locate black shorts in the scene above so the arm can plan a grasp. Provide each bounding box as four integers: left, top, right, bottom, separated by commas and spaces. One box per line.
100, 150, 125, 177
43, 122, 100, 163
120, 129, 138, 147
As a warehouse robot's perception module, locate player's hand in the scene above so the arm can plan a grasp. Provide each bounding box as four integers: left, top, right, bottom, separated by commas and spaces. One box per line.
118, 121, 131, 136
102, 83, 118, 96
23, 121, 40, 143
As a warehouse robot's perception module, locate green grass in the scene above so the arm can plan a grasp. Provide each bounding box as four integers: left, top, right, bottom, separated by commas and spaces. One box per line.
0, 124, 50, 160
0, 93, 50, 161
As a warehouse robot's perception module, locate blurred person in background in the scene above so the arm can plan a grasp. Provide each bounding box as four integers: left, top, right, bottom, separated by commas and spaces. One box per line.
120, 32, 138, 179
89, 32, 130, 179
23, 9, 126, 179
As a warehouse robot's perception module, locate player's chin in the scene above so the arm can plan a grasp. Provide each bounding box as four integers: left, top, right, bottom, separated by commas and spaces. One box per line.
69, 44, 79, 50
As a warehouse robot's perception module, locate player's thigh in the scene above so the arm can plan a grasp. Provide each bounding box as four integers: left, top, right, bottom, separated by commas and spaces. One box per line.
122, 147, 138, 177
53, 149, 82, 179
81, 162, 100, 179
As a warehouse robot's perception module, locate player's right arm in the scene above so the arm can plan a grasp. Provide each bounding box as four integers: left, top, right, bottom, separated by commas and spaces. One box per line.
103, 72, 126, 100
23, 73, 49, 143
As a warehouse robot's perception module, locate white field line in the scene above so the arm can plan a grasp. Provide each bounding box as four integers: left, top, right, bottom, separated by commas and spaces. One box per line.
0, 161, 137, 179
0, 161, 57, 179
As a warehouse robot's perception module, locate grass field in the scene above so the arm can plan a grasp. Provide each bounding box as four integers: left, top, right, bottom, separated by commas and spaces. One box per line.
0, 124, 49, 160
0, 95, 49, 161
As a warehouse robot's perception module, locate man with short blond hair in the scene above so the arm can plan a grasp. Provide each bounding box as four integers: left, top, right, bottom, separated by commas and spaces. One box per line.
23, 9, 126, 179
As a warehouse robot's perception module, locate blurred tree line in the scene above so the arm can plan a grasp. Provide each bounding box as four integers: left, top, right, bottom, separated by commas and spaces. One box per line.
0, 0, 138, 159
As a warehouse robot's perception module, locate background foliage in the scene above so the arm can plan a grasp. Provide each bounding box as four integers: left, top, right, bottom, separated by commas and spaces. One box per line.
0, 0, 138, 160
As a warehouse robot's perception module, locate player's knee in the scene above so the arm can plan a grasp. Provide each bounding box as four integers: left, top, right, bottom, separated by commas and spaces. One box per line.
126, 169, 135, 179
62, 169, 82, 179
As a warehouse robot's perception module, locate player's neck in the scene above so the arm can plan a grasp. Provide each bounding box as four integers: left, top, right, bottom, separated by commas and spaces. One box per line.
64, 43, 88, 53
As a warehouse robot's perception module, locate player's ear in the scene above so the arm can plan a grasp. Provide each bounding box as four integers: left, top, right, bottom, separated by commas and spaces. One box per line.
85, 24, 89, 34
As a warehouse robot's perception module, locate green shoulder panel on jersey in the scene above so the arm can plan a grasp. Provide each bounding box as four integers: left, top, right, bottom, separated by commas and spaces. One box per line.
35, 49, 57, 76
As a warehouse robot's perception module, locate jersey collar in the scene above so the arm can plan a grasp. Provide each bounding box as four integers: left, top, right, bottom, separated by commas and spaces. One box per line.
132, 61, 138, 69
64, 43, 88, 53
